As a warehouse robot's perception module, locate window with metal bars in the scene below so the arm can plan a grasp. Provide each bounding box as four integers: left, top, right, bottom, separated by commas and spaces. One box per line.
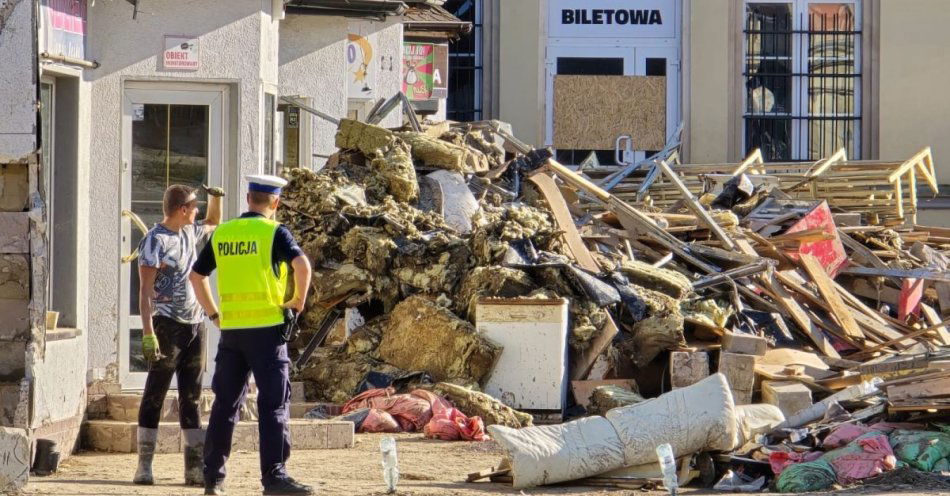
743, 1, 861, 161
444, 0, 482, 121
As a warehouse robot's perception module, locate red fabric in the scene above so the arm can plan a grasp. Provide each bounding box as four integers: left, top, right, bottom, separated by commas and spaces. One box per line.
770, 450, 823, 475
341, 388, 486, 441
824, 424, 873, 449
828, 435, 896, 483
361, 409, 401, 433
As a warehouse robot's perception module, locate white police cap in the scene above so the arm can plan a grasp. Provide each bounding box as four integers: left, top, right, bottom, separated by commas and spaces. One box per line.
246, 174, 288, 195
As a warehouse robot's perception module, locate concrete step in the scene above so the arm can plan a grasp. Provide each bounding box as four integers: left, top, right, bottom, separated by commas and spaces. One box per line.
83, 419, 354, 453
103, 382, 313, 422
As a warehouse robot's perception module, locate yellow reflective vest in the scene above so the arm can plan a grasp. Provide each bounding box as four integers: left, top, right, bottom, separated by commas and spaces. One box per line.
211, 217, 288, 330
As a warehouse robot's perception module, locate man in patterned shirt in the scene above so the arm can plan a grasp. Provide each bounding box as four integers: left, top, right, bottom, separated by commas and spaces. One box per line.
134, 184, 223, 486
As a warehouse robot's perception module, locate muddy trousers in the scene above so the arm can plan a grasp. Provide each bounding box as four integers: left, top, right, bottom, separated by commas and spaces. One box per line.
139, 316, 204, 430
203, 326, 292, 487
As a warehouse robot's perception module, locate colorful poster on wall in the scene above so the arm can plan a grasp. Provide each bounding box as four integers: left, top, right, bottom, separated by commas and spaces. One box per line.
403, 43, 434, 100
41, 0, 87, 59
347, 21, 377, 99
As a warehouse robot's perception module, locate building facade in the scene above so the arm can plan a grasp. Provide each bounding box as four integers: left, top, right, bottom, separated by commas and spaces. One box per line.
472, 0, 949, 222
0, 0, 467, 468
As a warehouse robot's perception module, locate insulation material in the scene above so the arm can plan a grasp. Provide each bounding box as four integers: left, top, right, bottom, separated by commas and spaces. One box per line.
395, 131, 490, 173
734, 404, 785, 447
587, 385, 645, 416
379, 296, 502, 384
430, 382, 532, 428
553, 75, 666, 151
335, 119, 396, 155
489, 374, 740, 489
618, 260, 692, 300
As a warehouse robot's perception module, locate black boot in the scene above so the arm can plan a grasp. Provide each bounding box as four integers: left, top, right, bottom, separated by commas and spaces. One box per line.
204, 479, 226, 495
183, 428, 204, 486
263, 476, 314, 495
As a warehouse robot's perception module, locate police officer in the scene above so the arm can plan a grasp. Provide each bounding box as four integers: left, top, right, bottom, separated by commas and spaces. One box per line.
189, 174, 313, 496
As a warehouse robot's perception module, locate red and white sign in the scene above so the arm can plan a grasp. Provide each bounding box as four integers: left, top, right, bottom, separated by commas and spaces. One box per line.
163, 35, 200, 71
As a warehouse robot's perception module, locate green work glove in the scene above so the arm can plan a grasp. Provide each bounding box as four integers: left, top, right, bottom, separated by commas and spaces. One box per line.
142, 334, 164, 362
202, 184, 226, 197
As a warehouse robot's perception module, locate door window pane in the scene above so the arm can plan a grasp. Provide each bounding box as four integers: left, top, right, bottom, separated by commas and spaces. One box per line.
645, 58, 666, 77
129, 103, 210, 341
556, 57, 623, 76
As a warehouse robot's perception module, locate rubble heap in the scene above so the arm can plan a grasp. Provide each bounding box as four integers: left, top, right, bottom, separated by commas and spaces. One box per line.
279, 110, 948, 492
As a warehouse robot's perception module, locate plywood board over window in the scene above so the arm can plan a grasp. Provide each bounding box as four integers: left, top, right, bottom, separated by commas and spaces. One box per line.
553, 75, 666, 150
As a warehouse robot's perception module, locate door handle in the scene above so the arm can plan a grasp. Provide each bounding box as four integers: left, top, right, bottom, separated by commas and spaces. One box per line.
119, 209, 149, 263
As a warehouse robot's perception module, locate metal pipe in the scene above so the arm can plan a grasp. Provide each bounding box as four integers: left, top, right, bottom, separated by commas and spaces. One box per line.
40, 52, 99, 69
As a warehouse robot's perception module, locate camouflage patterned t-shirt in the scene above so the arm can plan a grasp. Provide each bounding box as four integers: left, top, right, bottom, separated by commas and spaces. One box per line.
138, 222, 209, 324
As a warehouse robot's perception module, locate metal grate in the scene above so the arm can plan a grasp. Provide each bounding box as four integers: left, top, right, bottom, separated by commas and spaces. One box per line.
743, 3, 861, 161
444, 0, 483, 121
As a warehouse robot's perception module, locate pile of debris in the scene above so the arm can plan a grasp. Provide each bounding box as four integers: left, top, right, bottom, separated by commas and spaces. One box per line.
278, 105, 948, 490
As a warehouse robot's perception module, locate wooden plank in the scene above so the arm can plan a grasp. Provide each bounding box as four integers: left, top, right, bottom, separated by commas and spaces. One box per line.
887, 377, 950, 401
920, 304, 950, 346
528, 172, 600, 271
763, 272, 840, 358
841, 266, 950, 282
799, 254, 865, 340
657, 159, 737, 250
849, 317, 950, 359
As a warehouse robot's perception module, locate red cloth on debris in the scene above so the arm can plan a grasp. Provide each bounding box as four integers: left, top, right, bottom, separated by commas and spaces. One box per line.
828, 434, 896, 483
824, 422, 925, 449
341, 387, 486, 441
416, 389, 487, 441
769, 450, 823, 475
361, 409, 401, 433
824, 424, 874, 449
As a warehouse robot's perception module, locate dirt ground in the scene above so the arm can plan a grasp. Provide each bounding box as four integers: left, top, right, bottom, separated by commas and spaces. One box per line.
22, 433, 950, 496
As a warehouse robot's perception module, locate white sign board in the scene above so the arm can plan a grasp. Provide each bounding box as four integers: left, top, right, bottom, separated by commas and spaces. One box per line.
549, 0, 676, 39
163, 35, 200, 71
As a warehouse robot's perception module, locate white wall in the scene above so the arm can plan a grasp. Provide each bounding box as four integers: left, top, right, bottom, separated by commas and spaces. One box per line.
84, 0, 278, 375
279, 14, 348, 169
0, 0, 36, 161
31, 334, 87, 428
280, 16, 403, 169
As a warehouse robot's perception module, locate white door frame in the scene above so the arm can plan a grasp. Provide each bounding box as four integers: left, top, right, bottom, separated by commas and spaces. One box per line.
543, 42, 681, 162
119, 82, 229, 390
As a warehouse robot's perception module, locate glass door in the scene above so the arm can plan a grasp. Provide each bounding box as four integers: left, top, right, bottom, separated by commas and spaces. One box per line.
120, 84, 227, 389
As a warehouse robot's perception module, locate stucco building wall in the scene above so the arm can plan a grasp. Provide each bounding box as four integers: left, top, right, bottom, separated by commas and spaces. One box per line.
84, 0, 279, 375
0, 0, 37, 160
279, 14, 348, 169
497, 0, 544, 148
877, 0, 950, 184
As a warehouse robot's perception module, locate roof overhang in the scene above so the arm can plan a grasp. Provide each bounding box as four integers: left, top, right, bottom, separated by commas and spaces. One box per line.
286, 0, 408, 20
402, 3, 471, 40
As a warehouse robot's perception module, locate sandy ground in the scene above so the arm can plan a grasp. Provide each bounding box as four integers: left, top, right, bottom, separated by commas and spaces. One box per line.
22, 433, 950, 496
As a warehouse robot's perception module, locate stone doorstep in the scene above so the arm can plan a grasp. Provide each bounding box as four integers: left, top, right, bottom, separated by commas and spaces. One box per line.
83, 419, 354, 454
104, 391, 317, 422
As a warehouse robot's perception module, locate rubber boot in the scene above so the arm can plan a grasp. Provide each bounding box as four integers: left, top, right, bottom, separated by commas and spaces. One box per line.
133, 427, 158, 485
183, 428, 205, 486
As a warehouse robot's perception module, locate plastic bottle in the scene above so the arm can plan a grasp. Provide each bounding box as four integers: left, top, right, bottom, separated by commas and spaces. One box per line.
655, 443, 678, 495
380, 436, 399, 494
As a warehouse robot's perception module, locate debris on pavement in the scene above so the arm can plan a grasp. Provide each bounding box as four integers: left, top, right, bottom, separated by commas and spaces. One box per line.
277, 109, 948, 488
